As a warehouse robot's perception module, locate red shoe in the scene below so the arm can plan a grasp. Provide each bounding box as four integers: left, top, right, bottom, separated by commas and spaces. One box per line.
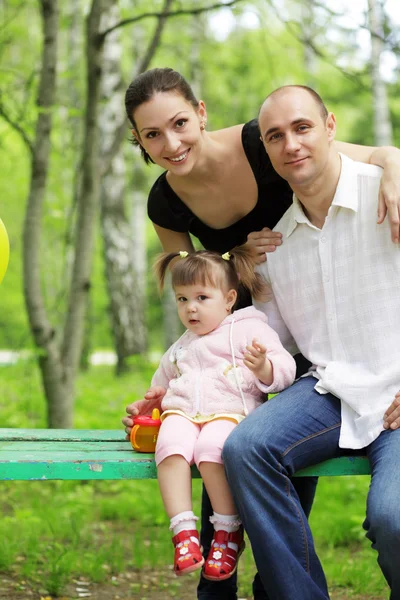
172, 529, 204, 576
203, 528, 245, 581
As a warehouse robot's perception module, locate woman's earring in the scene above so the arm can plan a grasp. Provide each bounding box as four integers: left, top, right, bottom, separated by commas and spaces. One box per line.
200, 119, 207, 130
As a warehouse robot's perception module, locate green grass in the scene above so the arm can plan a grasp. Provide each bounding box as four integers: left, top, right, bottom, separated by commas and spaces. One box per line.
0, 360, 389, 598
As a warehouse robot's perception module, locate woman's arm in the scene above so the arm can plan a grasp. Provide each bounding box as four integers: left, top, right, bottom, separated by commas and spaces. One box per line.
153, 224, 195, 253
335, 141, 400, 243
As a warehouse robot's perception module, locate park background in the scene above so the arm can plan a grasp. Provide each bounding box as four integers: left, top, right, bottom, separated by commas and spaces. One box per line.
0, 0, 399, 598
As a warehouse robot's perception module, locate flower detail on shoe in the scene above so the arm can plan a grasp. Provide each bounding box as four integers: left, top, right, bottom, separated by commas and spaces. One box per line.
207, 559, 222, 570
212, 548, 223, 560
203, 528, 245, 582
172, 530, 204, 577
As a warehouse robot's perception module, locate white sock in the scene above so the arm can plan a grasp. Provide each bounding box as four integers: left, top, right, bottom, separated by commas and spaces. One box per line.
170, 510, 199, 541
209, 512, 241, 551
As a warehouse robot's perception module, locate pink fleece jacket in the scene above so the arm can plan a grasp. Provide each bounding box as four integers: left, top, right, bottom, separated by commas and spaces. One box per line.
152, 306, 296, 419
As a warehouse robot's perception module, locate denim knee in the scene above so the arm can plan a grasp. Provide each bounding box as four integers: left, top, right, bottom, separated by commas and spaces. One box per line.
222, 425, 246, 468
365, 508, 400, 554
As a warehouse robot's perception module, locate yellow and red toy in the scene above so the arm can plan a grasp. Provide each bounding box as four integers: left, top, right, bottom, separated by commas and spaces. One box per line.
130, 408, 161, 453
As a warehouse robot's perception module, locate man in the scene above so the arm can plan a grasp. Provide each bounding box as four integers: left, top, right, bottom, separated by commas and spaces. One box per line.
222, 85, 400, 600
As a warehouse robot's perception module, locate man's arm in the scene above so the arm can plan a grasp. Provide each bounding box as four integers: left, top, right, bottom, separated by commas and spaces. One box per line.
335, 141, 400, 243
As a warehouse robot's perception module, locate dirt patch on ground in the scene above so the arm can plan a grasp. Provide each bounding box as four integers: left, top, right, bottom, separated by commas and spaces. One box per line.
0, 570, 196, 600
0, 573, 386, 600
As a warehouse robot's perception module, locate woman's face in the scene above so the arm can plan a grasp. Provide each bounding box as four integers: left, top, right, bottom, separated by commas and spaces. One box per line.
132, 91, 207, 175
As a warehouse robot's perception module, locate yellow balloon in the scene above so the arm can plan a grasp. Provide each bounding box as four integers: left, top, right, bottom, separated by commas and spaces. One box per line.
0, 218, 10, 285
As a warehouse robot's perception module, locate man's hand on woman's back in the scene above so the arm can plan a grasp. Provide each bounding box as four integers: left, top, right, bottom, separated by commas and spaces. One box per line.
246, 227, 283, 263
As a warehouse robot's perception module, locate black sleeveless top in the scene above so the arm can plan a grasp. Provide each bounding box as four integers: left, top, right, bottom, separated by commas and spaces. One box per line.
147, 120, 310, 375
147, 119, 293, 253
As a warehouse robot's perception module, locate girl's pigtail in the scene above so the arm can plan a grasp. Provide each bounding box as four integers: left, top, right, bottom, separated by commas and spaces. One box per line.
153, 252, 180, 292
229, 245, 270, 301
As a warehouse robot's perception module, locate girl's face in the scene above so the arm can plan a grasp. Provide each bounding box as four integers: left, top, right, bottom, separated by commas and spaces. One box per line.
132, 92, 207, 175
174, 283, 237, 336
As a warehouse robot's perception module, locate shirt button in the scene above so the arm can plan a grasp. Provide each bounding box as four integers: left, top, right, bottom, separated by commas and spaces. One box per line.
320, 236, 326, 243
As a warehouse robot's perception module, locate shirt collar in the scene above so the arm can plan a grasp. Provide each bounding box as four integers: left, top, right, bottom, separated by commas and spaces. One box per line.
285, 153, 359, 238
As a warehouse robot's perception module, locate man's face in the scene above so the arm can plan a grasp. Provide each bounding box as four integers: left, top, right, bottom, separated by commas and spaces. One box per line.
259, 88, 336, 188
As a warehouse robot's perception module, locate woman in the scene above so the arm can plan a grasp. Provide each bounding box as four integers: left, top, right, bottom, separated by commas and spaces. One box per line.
122, 67, 400, 600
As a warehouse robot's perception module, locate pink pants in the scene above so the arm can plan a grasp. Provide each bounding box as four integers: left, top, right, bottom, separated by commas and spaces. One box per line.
155, 414, 237, 468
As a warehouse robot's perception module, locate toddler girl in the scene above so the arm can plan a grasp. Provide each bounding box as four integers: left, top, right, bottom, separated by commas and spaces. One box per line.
132, 248, 296, 581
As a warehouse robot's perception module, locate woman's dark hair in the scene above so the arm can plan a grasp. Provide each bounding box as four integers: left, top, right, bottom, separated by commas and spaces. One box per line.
125, 68, 199, 165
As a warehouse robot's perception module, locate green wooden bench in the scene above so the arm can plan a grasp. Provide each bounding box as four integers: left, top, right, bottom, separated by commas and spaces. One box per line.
0, 428, 370, 481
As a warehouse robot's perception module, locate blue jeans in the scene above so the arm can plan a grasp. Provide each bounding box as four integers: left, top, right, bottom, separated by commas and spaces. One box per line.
197, 441, 317, 598
222, 376, 400, 600
197, 477, 317, 599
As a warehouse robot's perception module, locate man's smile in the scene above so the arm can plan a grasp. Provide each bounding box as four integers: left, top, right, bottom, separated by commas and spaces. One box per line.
285, 157, 309, 166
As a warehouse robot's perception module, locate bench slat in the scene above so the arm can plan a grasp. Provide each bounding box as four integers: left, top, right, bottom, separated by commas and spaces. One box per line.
296, 456, 370, 477
0, 459, 158, 480
0, 429, 125, 442
0, 441, 130, 453
0, 429, 371, 481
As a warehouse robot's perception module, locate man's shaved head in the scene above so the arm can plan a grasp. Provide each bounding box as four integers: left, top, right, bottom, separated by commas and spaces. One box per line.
259, 85, 328, 122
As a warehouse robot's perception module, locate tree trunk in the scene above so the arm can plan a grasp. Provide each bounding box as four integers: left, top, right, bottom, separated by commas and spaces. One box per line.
99, 4, 147, 375
58, 0, 111, 424
301, 1, 317, 86
22, 0, 71, 427
368, 0, 393, 145
63, 0, 94, 371
23, 0, 110, 428
100, 0, 174, 373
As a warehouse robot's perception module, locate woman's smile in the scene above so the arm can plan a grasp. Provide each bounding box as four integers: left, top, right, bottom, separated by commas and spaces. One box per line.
166, 149, 191, 164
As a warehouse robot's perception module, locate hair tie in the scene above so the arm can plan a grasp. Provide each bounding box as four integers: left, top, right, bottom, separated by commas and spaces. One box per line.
222, 252, 231, 261
179, 251, 188, 258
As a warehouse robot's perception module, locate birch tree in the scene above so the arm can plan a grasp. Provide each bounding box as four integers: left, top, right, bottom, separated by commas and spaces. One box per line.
100, 0, 174, 374
100, 3, 138, 375
301, 1, 317, 85
367, 0, 393, 145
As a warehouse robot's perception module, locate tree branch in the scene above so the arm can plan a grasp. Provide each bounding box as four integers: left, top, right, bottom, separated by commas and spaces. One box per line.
0, 100, 33, 154
303, 0, 400, 55
99, 0, 245, 40
100, 0, 176, 176
265, 0, 369, 91
135, 0, 174, 75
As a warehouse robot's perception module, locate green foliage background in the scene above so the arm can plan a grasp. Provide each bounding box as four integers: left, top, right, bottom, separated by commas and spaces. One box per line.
1, 2, 399, 352
0, 4, 398, 595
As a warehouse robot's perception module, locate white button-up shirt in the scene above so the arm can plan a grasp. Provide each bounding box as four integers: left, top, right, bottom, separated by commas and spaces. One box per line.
255, 154, 400, 449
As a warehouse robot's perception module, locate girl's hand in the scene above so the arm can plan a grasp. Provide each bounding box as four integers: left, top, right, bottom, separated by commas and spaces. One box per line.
383, 390, 400, 430
122, 386, 167, 438
243, 339, 272, 385
377, 159, 400, 243
246, 228, 283, 264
